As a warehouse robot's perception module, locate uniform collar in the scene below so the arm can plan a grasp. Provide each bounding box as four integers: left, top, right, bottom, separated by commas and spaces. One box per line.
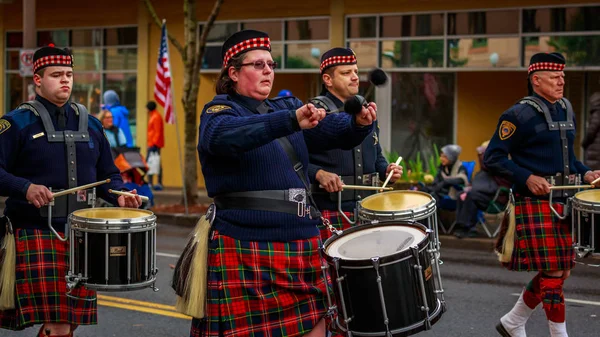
532, 92, 558, 111
35, 95, 70, 117
231, 92, 266, 113
324, 90, 344, 109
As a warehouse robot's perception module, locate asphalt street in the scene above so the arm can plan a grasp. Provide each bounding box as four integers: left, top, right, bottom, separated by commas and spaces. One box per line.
0, 222, 598, 337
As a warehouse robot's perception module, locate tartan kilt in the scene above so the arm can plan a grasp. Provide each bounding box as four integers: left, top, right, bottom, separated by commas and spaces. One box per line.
190, 230, 329, 337
0, 228, 97, 331
504, 198, 575, 272
318, 210, 355, 243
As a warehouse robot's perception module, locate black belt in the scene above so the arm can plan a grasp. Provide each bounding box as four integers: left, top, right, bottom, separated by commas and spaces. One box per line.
542, 173, 581, 199
213, 190, 321, 219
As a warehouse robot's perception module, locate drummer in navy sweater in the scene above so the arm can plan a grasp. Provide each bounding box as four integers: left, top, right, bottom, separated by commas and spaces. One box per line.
0, 45, 140, 336
192, 30, 376, 337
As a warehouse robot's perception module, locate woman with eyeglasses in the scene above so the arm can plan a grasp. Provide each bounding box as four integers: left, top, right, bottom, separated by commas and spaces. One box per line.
190, 30, 378, 337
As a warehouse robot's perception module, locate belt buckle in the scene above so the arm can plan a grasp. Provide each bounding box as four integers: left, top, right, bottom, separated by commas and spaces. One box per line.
296, 202, 312, 219
362, 173, 378, 186
567, 174, 576, 185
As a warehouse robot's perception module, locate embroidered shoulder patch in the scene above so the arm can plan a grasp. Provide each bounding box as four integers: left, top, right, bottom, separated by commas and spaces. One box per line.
0, 119, 11, 135
206, 105, 231, 114
499, 120, 516, 140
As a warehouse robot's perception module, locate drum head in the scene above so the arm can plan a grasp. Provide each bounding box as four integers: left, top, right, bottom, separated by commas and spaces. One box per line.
575, 189, 600, 203
360, 191, 433, 212
327, 225, 426, 260
71, 208, 153, 220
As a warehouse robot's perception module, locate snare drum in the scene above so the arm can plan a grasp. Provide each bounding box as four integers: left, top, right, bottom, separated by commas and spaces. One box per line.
67, 208, 158, 291
571, 190, 600, 263
322, 222, 444, 337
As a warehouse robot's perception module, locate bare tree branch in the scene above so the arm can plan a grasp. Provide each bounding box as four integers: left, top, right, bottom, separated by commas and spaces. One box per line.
142, 0, 185, 58
192, 0, 224, 86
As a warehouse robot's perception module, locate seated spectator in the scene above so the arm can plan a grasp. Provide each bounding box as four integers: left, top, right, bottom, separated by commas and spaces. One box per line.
98, 109, 127, 149
454, 141, 501, 238
418, 144, 469, 203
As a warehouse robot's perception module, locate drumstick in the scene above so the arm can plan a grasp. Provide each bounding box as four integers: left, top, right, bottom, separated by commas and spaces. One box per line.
549, 185, 593, 190
381, 156, 403, 191
52, 179, 111, 198
592, 177, 600, 186
342, 185, 393, 191
108, 189, 150, 202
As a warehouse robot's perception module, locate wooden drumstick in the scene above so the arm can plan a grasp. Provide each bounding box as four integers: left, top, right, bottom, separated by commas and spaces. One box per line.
592, 176, 600, 186
381, 156, 403, 191
549, 185, 593, 190
52, 179, 111, 198
108, 189, 150, 202
342, 185, 393, 191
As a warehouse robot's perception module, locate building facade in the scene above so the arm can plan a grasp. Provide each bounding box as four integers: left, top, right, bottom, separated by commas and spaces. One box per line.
2, 0, 599, 187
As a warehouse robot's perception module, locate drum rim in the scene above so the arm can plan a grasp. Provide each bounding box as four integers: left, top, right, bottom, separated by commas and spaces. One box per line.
358, 190, 436, 219
69, 207, 157, 229
321, 222, 430, 266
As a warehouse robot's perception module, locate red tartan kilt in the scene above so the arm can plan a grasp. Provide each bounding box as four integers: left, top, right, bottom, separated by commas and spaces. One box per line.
505, 198, 575, 272
318, 210, 355, 243
0, 229, 97, 331
190, 230, 328, 337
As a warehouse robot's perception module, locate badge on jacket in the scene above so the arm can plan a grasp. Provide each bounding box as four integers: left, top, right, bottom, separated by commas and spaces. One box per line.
499, 120, 516, 140
373, 132, 379, 145
0, 119, 11, 135
206, 105, 231, 114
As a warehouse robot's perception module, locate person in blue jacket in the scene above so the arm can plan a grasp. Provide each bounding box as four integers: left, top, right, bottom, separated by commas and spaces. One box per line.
191, 29, 377, 337
103, 90, 133, 147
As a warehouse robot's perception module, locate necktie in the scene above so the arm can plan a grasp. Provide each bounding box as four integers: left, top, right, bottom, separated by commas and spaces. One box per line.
256, 102, 271, 115
57, 107, 66, 129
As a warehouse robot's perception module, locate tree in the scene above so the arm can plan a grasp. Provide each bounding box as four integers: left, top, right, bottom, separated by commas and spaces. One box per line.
143, 0, 223, 204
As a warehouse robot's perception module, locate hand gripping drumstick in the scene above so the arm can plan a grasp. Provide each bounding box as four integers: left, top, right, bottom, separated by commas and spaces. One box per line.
108, 189, 150, 202
380, 156, 403, 191
51, 179, 111, 198
592, 176, 600, 186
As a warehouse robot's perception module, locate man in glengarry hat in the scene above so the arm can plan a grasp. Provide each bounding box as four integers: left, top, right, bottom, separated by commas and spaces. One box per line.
0, 44, 141, 337
485, 52, 600, 337
307, 48, 402, 241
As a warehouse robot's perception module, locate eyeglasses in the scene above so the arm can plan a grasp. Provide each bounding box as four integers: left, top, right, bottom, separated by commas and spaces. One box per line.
240, 60, 277, 70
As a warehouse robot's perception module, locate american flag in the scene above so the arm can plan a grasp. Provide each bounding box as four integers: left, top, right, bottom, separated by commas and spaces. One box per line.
154, 22, 175, 124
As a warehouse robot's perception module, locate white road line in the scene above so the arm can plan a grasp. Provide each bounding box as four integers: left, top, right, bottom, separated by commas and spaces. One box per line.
156, 252, 180, 258
511, 293, 600, 306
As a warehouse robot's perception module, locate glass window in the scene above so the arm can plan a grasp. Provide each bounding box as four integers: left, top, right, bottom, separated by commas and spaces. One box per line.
104, 48, 137, 71
203, 23, 239, 43
4, 74, 26, 112
71, 73, 102, 115
523, 35, 600, 67
285, 42, 328, 69
71, 29, 102, 47
71, 48, 102, 71
104, 27, 137, 46
349, 41, 377, 68
6, 32, 23, 48
270, 43, 283, 68
37, 30, 69, 47
523, 6, 600, 33
347, 17, 377, 38
286, 19, 328, 40
202, 46, 223, 69
448, 10, 519, 35
244, 21, 282, 40
381, 40, 444, 68
381, 14, 444, 37
6, 50, 20, 70
390, 73, 455, 166
448, 37, 520, 68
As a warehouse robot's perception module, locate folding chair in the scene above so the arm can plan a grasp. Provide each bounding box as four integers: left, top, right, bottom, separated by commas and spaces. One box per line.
476, 187, 510, 238
437, 160, 476, 234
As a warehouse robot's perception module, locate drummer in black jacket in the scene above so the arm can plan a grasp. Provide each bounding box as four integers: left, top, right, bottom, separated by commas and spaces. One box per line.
308, 48, 402, 240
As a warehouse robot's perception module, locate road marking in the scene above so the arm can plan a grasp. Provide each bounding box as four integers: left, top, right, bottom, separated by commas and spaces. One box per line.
97, 295, 191, 320
157, 252, 180, 258
511, 293, 600, 306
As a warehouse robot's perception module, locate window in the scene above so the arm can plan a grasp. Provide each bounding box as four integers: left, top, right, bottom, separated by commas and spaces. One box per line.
201, 17, 329, 70
4, 27, 138, 143
523, 6, 600, 33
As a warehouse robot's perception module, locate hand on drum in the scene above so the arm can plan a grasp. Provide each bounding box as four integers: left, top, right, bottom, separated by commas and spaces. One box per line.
295, 103, 326, 130
584, 170, 600, 186
526, 174, 551, 195
355, 102, 377, 126
117, 189, 143, 208
316, 169, 344, 192
385, 163, 403, 183
26, 183, 54, 208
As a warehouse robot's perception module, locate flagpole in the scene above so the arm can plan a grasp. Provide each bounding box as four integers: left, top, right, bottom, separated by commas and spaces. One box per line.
163, 20, 189, 215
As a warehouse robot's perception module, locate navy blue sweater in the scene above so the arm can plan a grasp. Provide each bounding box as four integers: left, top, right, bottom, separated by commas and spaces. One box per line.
197, 93, 373, 242
0, 96, 124, 230
484, 93, 590, 197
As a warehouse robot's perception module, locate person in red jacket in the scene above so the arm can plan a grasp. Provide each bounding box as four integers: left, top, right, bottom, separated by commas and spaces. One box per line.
146, 101, 164, 190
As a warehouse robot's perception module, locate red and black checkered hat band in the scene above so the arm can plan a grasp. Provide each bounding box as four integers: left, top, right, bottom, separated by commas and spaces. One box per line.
222, 37, 271, 67
320, 55, 357, 73
33, 55, 73, 73
528, 62, 565, 74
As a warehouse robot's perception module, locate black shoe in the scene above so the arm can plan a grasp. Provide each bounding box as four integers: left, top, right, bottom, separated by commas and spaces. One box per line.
495, 322, 511, 337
